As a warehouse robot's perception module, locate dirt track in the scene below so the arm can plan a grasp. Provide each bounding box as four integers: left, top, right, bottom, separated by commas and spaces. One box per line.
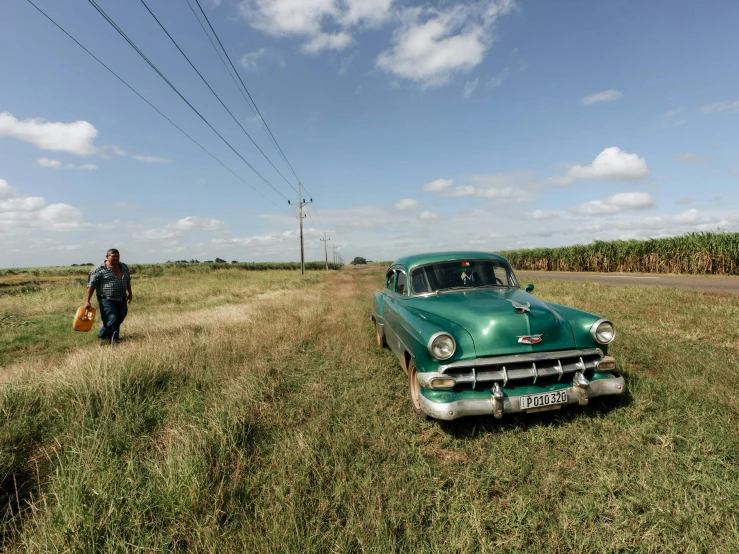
516, 270, 739, 295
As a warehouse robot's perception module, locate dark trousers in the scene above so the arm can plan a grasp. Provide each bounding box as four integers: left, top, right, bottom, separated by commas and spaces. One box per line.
98, 298, 128, 340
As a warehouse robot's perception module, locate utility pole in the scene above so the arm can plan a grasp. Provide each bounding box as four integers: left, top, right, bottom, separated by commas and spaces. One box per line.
320, 232, 331, 270
288, 182, 312, 275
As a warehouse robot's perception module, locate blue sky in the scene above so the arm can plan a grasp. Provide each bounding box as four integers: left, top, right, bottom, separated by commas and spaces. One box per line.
1, 0, 738, 267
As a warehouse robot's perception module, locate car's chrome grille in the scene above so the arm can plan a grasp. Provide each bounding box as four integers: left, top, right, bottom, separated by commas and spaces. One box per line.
439, 348, 603, 390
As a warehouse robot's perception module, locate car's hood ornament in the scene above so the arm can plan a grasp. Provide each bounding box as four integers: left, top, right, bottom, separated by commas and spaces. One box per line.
518, 335, 543, 344
507, 299, 531, 314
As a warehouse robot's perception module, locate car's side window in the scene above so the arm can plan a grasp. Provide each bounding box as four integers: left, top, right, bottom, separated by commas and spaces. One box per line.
385, 270, 395, 290
395, 271, 407, 295
493, 266, 511, 286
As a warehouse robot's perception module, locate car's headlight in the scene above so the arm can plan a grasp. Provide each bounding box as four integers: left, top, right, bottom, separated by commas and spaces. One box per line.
428, 332, 456, 360
590, 319, 616, 344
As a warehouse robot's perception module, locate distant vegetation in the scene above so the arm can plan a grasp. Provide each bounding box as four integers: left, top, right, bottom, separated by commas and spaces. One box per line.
351, 257, 367, 265
0, 261, 343, 278
501, 231, 739, 275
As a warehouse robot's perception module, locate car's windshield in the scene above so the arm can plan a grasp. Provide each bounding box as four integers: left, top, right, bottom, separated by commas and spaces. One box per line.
411, 259, 519, 294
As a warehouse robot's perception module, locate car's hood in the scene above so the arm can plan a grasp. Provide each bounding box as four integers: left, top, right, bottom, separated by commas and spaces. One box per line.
406, 288, 576, 357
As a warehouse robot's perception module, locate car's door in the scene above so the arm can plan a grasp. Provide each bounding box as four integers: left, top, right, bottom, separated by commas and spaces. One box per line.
383, 266, 409, 363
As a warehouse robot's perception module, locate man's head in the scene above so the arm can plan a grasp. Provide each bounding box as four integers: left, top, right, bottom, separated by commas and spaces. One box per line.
106, 248, 120, 266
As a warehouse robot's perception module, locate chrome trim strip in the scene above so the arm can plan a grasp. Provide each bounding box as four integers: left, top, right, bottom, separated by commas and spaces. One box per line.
532, 362, 538, 384
439, 348, 603, 371
472, 367, 477, 389
502, 365, 508, 387
556, 359, 564, 381
371, 311, 384, 325
417, 374, 626, 421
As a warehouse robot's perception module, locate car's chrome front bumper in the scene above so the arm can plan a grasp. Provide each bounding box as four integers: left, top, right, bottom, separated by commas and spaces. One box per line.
418, 372, 626, 421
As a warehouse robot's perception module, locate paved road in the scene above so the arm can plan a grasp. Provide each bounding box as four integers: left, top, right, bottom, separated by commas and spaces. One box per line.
515, 271, 739, 295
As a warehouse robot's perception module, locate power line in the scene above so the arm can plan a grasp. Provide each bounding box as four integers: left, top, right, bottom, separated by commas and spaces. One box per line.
191, 0, 302, 186
187, 0, 328, 237
136, 0, 299, 197
24, 0, 290, 214
183, 0, 293, 187
85, 0, 291, 203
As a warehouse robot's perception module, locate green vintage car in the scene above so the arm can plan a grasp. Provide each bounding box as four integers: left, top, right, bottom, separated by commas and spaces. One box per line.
371, 251, 626, 420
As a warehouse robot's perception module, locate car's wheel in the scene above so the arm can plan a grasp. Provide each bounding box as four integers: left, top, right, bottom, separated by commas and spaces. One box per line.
375, 319, 386, 348
408, 361, 430, 420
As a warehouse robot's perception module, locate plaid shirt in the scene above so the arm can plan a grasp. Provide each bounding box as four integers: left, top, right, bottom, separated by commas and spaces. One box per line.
87, 261, 131, 301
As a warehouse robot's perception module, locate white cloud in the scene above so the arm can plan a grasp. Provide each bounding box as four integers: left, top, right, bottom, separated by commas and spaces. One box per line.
530, 209, 558, 220
581, 89, 623, 105
0, 179, 15, 200
543, 176, 575, 187
0, 178, 89, 232
37, 157, 62, 169
37, 157, 97, 170
213, 227, 321, 248
419, 211, 437, 220
565, 147, 649, 181
302, 31, 353, 54
169, 216, 225, 231
133, 155, 172, 163
133, 216, 226, 241
340, 0, 394, 27
674, 152, 711, 164
487, 67, 509, 88
569, 192, 655, 215
462, 78, 479, 99
240, 48, 267, 71
237, 0, 393, 48
98, 145, 126, 158
375, 0, 515, 88
700, 101, 739, 114
395, 198, 421, 210
673, 208, 699, 224
443, 185, 513, 199
421, 178, 453, 192
0, 112, 101, 156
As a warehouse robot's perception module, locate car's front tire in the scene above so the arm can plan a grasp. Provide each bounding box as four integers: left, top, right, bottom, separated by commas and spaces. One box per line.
408, 361, 430, 420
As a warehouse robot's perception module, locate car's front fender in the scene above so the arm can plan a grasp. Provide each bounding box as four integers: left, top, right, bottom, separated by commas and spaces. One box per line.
372, 291, 385, 324
394, 306, 476, 372
545, 302, 608, 352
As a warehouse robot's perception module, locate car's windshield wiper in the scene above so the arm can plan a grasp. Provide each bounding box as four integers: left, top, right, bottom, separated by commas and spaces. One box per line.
433, 286, 469, 294
477, 284, 511, 289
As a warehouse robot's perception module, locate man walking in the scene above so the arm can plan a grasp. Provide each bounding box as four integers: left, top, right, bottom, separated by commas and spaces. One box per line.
84, 248, 132, 344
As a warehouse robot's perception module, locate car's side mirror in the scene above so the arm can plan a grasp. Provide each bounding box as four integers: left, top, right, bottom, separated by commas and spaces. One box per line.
525, 283, 535, 293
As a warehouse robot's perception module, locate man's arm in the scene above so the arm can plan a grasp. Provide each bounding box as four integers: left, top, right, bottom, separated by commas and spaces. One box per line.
84, 287, 95, 310
85, 266, 99, 309
126, 280, 133, 303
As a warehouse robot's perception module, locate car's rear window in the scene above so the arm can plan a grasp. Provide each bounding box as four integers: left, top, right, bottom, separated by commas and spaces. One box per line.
411, 260, 518, 294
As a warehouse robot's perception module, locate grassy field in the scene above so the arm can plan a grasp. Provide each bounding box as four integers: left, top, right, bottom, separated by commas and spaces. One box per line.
1, 264, 738, 552
501, 231, 739, 275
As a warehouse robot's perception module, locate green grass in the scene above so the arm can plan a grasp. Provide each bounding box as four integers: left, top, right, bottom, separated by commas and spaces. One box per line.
1, 265, 738, 552
501, 231, 739, 274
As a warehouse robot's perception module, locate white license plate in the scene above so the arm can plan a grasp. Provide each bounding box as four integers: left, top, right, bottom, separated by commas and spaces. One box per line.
519, 390, 568, 412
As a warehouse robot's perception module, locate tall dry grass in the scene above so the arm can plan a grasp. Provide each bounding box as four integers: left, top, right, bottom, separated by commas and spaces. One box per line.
2, 265, 739, 552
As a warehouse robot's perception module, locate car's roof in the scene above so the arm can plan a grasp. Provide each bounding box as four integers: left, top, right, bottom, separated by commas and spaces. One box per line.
391, 251, 509, 270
